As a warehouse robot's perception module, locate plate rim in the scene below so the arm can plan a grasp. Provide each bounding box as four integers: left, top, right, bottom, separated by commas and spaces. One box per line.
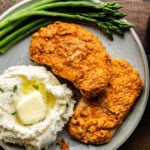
0, 0, 149, 150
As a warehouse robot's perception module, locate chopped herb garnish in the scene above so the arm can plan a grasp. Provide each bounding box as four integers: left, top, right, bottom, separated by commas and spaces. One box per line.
0, 88, 4, 93
11, 112, 17, 115
66, 103, 69, 108
13, 85, 18, 92
33, 84, 39, 90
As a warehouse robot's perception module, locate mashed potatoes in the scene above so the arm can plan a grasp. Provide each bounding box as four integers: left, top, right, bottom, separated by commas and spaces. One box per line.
0, 65, 75, 150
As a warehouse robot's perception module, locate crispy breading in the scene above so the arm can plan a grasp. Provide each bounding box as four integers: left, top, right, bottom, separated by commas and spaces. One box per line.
30, 21, 111, 97
68, 59, 144, 144
57, 140, 69, 150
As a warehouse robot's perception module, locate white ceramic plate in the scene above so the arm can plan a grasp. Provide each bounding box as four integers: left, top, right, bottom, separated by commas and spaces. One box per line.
0, 0, 149, 150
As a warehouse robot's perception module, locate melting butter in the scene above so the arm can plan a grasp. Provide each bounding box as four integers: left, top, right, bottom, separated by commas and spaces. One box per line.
21, 76, 56, 111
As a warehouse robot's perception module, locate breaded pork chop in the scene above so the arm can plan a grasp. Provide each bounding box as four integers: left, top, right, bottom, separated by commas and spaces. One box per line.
69, 59, 143, 144
30, 21, 111, 97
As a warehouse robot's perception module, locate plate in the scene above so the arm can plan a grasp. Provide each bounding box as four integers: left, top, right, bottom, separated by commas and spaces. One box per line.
0, 0, 149, 150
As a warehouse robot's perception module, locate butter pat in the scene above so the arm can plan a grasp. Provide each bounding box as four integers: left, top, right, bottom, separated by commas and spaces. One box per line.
16, 91, 46, 125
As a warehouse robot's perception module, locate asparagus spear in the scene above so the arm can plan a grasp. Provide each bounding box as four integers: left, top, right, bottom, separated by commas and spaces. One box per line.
7, 0, 58, 16
97, 21, 113, 40
33, 1, 122, 11
76, 11, 127, 19
104, 21, 124, 36
110, 19, 133, 29
0, 11, 97, 30
0, 19, 26, 38
0, 1, 122, 29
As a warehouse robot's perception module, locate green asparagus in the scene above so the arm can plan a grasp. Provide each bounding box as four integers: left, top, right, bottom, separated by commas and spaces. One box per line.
0, 0, 133, 54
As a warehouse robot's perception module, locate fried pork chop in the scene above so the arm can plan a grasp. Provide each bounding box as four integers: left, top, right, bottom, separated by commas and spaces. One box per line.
30, 21, 111, 97
69, 59, 143, 144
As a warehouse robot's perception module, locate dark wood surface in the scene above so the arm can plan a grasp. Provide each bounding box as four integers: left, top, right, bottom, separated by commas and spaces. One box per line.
0, 0, 150, 150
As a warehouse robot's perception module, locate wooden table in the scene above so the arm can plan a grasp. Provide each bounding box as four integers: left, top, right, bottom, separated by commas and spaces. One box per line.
0, 0, 150, 150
